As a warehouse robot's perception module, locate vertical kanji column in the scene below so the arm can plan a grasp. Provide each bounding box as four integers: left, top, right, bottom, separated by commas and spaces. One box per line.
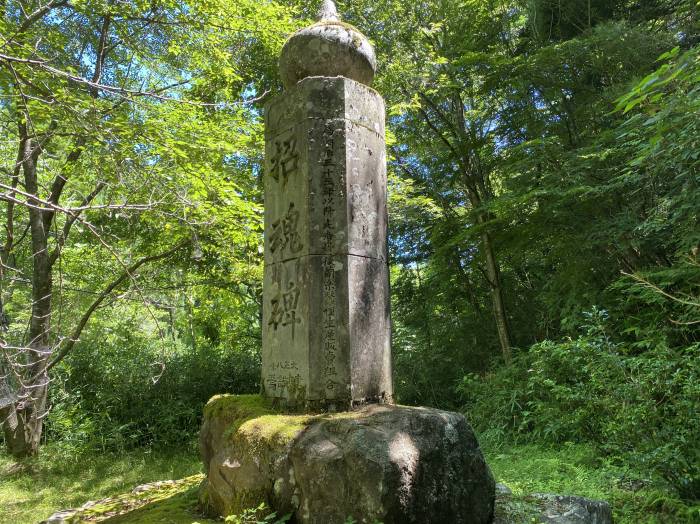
262, 2, 392, 411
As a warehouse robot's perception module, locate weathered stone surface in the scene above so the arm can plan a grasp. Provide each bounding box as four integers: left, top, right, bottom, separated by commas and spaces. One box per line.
199, 395, 314, 517
529, 494, 613, 524
262, 76, 391, 411
278, 12, 377, 90
262, 254, 391, 410
265, 77, 385, 138
493, 486, 613, 524
199, 395, 496, 524
263, 116, 387, 262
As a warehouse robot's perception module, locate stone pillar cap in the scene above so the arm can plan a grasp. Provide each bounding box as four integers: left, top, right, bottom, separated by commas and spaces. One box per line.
278, 1, 377, 90
318, 0, 340, 21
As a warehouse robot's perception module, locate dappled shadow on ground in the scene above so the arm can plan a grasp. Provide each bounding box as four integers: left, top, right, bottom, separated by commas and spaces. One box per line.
40, 475, 218, 523
101, 485, 220, 524
0, 445, 204, 523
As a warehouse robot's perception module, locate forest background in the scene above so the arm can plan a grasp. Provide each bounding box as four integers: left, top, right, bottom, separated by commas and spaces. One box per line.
0, 0, 698, 522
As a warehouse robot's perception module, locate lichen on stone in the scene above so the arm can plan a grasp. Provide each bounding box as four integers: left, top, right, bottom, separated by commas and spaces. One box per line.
204, 394, 272, 419
283, 20, 364, 45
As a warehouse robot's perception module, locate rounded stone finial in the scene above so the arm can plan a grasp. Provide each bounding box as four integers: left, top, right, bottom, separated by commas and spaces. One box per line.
278, 1, 377, 89
318, 0, 339, 21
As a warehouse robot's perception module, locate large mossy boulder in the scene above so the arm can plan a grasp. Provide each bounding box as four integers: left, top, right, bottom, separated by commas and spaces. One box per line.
199, 395, 495, 524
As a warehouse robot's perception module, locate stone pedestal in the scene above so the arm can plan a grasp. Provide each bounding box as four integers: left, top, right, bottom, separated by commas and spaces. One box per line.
262, 77, 392, 410
199, 395, 496, 524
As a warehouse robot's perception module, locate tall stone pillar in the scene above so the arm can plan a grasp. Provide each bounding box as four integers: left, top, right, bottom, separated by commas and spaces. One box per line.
262, 0, 392, 410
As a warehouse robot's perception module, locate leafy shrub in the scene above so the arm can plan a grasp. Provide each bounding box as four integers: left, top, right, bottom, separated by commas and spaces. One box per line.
459, 309, 700, 499
46, 328, 261, 451
225, 503, 291, 524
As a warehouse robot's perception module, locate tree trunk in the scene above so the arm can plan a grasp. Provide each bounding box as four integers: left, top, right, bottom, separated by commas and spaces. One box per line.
451, 246, 482, 314
450, 92, 513, 364
465, 186, 513, 364
1, 134, 52, 458
1, 393, 45, 457
480, 228, 512, 364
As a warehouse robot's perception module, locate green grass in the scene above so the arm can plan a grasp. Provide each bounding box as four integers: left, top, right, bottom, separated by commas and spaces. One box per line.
485, 443, 700, 524
2, 440, 697, 523
0, 442, 207, 524
100, 478, 221, 523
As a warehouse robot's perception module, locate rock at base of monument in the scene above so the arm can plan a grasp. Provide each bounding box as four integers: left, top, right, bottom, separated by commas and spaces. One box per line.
494, 487, 613, 524
529, 494, 613, 524
199, 394, 495, 524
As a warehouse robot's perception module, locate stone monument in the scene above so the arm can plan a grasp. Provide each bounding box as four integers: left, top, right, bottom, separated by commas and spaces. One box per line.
199, 4, 496, 522
262, 0, 392, 410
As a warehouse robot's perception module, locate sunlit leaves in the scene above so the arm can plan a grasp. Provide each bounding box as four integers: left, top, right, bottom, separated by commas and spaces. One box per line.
0, 0, 297, 371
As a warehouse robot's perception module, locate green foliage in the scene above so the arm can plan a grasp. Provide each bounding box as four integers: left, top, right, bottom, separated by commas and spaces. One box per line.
376, 0, 698, 463
225, 503, 291, 524
40, 285, 264, 452
46, 324, 261, 451
0, 0, 294, 455
460, 309, 700, 499
1, 0, 698, 519
487, 444, 700, 524
105, 483, 217, 524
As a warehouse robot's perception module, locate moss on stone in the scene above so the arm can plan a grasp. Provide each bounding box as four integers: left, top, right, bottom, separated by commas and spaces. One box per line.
53, 475, 215, 523
238, 413, 316, 445
204, 397, 406, 445
204, 394, 317, 445
492, 492, 543, 524
205, 394, 273, 438
105, 484, 219, 523
220, 487, 271, 519
203, 394, 273, 420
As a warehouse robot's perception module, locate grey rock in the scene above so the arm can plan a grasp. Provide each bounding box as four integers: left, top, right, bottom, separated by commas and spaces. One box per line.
318, 0, 339, 22
496, 483, 513, 496
530, 494, 613, 524
199, 397, 496, 524
289, 405, 495, 524
493, 488, 613, 524
42, 510, 79, 524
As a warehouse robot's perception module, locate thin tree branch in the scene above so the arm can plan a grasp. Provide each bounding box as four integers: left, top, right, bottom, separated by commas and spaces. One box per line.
416, 104, 464, 169
47, 241, 189, 370
48, 181, 106, 267
1, 0, 70, 48
622, 271, 700, 309
0, 53, 260, 108
43, 15, 110, 230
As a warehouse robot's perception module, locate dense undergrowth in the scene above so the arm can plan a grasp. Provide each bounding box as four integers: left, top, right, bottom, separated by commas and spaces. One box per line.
489, 444, 700, 524
460, 310, 700, 505
4, 306, 693, 524
45, 331, 261, 451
